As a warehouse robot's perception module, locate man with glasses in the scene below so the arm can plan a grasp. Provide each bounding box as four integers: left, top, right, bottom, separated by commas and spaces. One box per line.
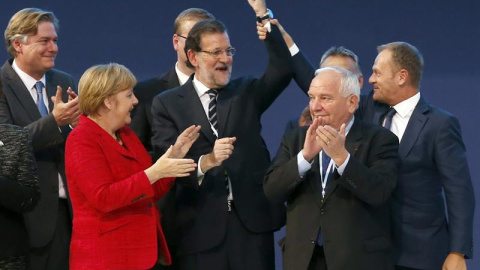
131, 8, 214, 157
150, 0, 294, 269
130, 8, 215, 270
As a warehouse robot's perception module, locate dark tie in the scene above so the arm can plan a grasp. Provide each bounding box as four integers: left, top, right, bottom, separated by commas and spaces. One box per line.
206, 90, 230, 196
35, 81, 48, 116
383, 107, 396, 130
317, 151, 332, 245
206, 90, 218, 133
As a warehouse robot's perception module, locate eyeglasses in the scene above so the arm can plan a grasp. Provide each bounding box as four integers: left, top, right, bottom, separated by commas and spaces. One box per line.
177, 34, 187, 39
199, 47, 236, 58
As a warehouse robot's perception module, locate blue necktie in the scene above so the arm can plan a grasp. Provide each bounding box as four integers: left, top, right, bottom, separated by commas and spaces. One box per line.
317, 151, 332, 245
383, 107, 396, 130
35, 81, 48, 116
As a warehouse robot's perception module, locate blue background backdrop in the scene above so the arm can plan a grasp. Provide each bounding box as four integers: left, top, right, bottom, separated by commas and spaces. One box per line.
2, 0, 478, 268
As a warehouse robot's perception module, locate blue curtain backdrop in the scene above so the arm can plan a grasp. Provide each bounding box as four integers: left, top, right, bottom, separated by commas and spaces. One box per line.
2, 0, 478, 268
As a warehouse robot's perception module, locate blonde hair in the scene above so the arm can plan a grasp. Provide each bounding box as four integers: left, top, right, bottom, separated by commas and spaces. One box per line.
78, 63, 136, 116
5, 8, 59, 57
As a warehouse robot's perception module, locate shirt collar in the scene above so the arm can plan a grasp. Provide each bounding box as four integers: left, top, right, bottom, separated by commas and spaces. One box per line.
175, 62, 191, 86
192, 75, 211, 98
344, 116, 354, 135
392, 92, 421, 118
12, 59, 46, 90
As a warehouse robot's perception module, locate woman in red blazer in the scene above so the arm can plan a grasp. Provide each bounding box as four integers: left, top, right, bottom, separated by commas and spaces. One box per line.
65, 63, 200, 270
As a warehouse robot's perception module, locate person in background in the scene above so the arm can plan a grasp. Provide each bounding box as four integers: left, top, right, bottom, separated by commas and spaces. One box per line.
65, 63, 200, 270
0, 8, 80, 270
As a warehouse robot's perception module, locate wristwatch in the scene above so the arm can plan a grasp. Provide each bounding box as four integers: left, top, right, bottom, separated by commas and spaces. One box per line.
256, 9, 274, 23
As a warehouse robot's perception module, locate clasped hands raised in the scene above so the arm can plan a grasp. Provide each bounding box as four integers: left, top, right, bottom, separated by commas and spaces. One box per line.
302, 118, 349, 166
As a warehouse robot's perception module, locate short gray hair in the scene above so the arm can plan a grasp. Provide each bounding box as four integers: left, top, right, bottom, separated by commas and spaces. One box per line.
320, 46, 362, 77
315, 66, 360, 99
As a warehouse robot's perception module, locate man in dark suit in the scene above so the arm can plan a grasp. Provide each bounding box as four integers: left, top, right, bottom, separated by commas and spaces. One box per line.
264, 67, 399, 270
150, 1, 293, 268
131, 8, 215, 156
130, 9, 215, 270
0, 8, 80, 270
359, 42, 475, 270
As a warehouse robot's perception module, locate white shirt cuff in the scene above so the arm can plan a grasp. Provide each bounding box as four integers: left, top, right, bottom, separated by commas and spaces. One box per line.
197, 155, 206, 185
290, 43, 299, 57
297, 151, 313, 177
335, 153, 350, 175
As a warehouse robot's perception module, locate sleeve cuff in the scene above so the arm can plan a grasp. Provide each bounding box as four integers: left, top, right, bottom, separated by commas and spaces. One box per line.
297, 151, 313, 177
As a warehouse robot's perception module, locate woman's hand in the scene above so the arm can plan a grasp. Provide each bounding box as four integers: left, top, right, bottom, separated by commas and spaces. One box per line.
145, 146, 197, 184
171, 125, 201, 158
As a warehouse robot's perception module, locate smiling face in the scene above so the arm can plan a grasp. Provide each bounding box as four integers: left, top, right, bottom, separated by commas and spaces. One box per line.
308, 70, 357, 130
369, 49, 401, 106
108, 88, 138, 128
188, 32, 232, 89
13, 21, 58, 80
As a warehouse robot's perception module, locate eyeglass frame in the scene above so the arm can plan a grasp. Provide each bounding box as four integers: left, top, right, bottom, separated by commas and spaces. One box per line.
198, 47, 236, 58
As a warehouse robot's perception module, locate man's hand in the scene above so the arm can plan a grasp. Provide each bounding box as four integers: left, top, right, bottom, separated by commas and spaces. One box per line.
257, 19, 295, 48
442, 252, 467, 270
171, 125, 201, 158
200, 137, 237, 173
302, 118, 322, 162
316, 123, 348, 166
51, 86, 80, 127
247, 0, 267, 16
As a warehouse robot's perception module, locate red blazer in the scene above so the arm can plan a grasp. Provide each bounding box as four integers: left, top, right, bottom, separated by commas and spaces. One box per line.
65, 115, 174, 270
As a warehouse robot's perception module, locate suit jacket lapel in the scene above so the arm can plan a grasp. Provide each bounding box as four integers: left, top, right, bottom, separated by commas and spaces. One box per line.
306, 154, 324, 207
181, 81, 217, 145
399, 97, 429, 158
216, 86, 233, 137
162, 67, 180, 90
45, 70, 60, 113
373, 102, 389, 126
1, 60, 42, 121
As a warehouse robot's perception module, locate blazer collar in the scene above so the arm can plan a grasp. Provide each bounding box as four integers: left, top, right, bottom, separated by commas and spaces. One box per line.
78, 115, 136, 159
178, 80, 217, 144
398, 96, 429, 158
2, 59, 42, 121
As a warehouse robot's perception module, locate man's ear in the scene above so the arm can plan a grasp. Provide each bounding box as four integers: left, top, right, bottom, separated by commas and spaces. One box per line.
173, 34, 180, 52
187, 49, 198, 68
398, 69, 408, 86
12, 39, 23, 54
348, 94, 359, 114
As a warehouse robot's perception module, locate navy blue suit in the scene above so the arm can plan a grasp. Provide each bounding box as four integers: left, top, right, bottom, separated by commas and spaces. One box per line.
357, 91, 475, 269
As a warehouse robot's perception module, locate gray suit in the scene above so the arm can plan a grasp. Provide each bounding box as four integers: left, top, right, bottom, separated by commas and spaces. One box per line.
0, 59, 76, 269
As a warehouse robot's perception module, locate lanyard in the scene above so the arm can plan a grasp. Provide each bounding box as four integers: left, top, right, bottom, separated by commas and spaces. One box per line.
319, 152, 335, 198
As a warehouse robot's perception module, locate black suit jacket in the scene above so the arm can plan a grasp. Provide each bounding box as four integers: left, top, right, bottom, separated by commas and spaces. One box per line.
151, 25, 292, 257
357, 91, 475, 269
264, 119, 399, 270
0, 124, 39, 259
131, 67, 180, 156
0, 59, 76, 247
